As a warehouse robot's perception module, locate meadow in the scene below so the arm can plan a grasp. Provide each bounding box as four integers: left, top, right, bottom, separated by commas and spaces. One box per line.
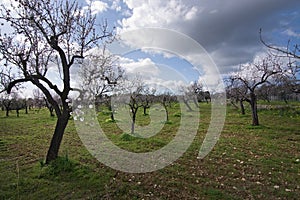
0, 102, 299, 199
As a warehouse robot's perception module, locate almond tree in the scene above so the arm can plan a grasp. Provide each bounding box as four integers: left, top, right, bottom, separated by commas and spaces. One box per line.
226, 78, 248, 115
114, 76, 145, 135
78, 47, 124, 115
0, 0, 114, 163
230, 54, 282, 126
260, 29, 300, 94
159, 92, 173, 122
141, 87, 156, 116
1, 91, 14, 117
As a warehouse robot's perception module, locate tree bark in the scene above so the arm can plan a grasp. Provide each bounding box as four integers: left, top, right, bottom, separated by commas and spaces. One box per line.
193, 98, 200, 107
162, 104, 169, 121
249, 92, 259, 126
183, 100, 193, 111
131, 113, 136, 134
45, 111, 69, 164
109, 104, 115, 121
5, 108, 9, 117
240, 100, 245, 115
130, 108, 138, 134
143, 106, 147, 115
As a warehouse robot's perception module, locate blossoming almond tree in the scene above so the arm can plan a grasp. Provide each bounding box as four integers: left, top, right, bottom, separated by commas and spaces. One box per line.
230, 54, 283, 126
0, 0, 114, 163
260, 29, 300, 94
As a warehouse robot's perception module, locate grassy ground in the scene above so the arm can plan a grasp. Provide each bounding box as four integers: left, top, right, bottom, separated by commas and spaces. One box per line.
0, 102, 299, 199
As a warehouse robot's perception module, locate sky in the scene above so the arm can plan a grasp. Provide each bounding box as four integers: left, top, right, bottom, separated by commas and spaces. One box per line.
1, 0, 300, 97
82, 0, 300, 93
89, 0, 300, 71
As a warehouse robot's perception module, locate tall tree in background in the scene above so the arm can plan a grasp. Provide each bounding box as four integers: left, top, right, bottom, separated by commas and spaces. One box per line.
230, 54, 282, 126
0, 0, 114, 163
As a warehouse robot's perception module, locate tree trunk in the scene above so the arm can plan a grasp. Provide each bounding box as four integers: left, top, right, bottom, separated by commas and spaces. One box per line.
131, 115, 136, 135
5, 108, 9, 117
240, 100, 245, 115
108, 104, 114, 121
110, 110, 115, 121
183, 100, 193, 111
143, 106, 147, 115
131, 109, 138, 134
193, 98, 199, 107
163, 104, 169, 121
49, 107, 54, 117
250, 92, 259, 126
45, 111, 69, 164
165, 108, 169, 122
230, 100, 239, 109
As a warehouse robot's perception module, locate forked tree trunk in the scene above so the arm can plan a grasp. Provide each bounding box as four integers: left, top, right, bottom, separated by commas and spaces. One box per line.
45, 111, 69, 164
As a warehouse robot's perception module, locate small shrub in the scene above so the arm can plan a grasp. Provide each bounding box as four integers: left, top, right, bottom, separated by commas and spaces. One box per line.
120, 133, 136, 141
105, 118, 115, 123
44, 155, 76, 176
173, 112, 181, 117
164, 120, 173, 125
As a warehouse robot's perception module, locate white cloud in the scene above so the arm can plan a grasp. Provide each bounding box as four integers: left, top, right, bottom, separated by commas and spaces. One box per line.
119, 57, 160, 76
184, 6, 199, 20
85, 0, 108, 15
116, 28, 224, 93
283, 29, 300, 38
118, 0, 300, 75
120, 0, 199, 31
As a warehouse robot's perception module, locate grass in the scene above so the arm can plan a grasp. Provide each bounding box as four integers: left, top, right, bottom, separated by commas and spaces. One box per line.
0, 102, 299, 199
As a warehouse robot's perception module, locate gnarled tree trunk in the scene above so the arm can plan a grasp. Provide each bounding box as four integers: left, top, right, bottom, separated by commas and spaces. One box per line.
45, 110, 70, 164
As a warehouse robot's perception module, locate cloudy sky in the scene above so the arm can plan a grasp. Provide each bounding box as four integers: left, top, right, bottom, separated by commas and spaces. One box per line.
88, 0, 300, 71
1, 0, 300, 96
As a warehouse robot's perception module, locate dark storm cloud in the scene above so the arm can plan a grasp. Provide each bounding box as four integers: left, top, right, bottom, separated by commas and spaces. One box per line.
182, 0, 300, 70
119, 0, 300, 74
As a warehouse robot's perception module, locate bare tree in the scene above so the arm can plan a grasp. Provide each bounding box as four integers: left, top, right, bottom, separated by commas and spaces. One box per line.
226, 78, 248, 115
158, 92, 173, 122
260, 29, 300, 94
78, 47, 123, 99
1, 92, 13, 117
115, 76, 145, 135
179, 82, 204, 111
0, 0, 114, 163
230, 54, 282, 125
0, 90, 24, 117
10, 94, 26, 117
141, 87, 156, 116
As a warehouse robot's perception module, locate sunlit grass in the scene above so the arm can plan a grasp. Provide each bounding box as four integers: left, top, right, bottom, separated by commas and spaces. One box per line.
0, 102, 299, 199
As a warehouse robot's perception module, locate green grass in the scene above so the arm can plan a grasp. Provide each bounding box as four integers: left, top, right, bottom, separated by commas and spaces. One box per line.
0, 102, 299, 199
